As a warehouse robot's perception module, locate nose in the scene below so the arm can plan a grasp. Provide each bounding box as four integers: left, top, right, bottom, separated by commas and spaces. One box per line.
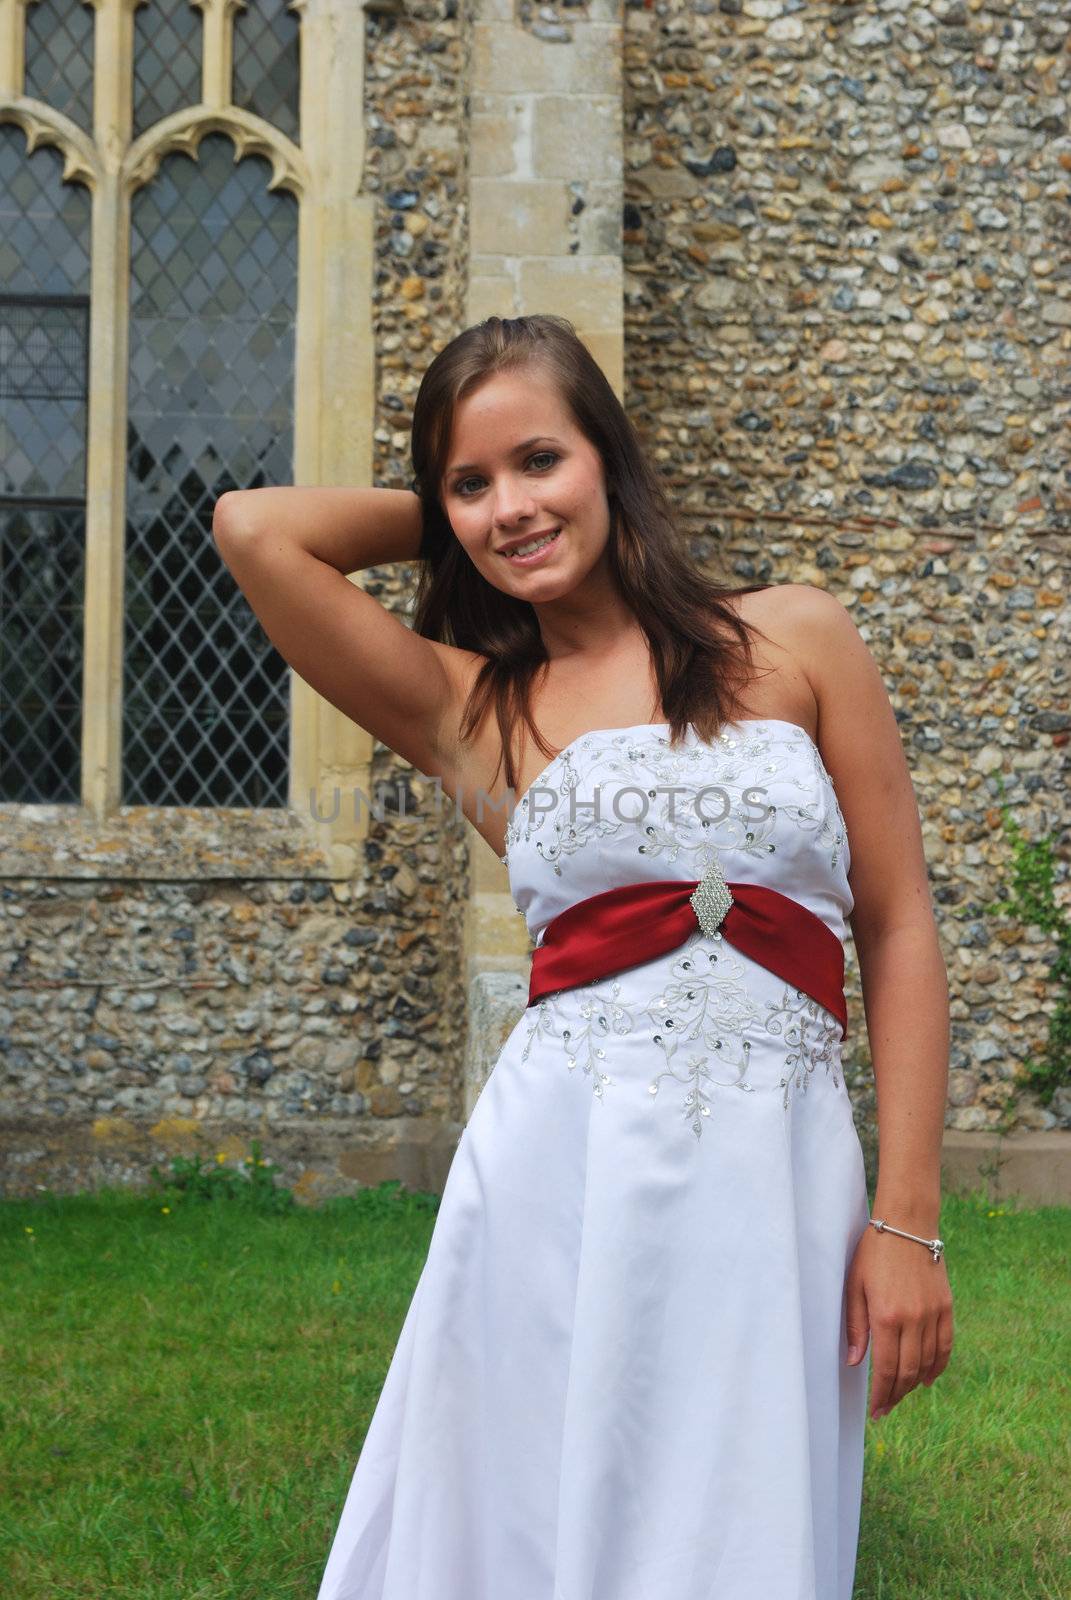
492, 474, 540, 527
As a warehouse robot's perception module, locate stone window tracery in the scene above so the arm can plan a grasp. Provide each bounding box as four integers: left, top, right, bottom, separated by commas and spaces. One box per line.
1, 0, 368, 861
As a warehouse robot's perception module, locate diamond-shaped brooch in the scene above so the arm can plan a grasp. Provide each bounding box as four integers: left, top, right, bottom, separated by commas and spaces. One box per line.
689, 853, 733, 937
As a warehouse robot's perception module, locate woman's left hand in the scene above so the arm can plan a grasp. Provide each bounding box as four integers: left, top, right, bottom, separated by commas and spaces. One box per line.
843, 1222, 955, 1420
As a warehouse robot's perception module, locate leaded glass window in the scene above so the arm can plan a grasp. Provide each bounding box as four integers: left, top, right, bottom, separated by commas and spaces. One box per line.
23, 0, 95, 135
132, 0, 203, 139
0, 507, 85, 803
233, 0, 301, 141
123, 132, 297, 807
0, 128, 90, 803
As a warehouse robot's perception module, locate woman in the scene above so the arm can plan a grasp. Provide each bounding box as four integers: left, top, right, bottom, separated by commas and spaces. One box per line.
213, 314, 954, 1600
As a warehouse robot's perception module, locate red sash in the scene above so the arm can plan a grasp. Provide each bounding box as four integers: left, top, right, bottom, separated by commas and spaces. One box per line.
528, 876, 848, 1040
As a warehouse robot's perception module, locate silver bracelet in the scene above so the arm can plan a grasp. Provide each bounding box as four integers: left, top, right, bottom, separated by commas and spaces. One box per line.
869, 1217, 945, 1263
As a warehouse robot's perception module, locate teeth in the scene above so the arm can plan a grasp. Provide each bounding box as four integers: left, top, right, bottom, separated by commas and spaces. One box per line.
507, 529, 559, 558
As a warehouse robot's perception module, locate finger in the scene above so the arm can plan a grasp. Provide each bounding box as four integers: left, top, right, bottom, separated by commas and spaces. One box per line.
888, 1324, 922, 1409
918, 1316, 938, 1387
845, 1277, 869, 1366
869, 1323, 900, 1420
927, 1302, 954, 1384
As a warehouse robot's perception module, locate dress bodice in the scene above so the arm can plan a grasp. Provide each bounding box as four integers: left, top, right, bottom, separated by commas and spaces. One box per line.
503, 719, 853, 949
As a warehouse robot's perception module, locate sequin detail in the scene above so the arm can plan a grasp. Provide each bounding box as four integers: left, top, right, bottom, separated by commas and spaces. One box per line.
506, 721, 852, 1143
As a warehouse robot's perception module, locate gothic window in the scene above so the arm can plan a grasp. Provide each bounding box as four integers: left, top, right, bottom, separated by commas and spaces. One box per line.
1, 0, 364, 846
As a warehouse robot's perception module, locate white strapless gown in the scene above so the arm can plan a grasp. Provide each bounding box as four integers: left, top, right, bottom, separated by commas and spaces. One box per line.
316, 719, 871, 1600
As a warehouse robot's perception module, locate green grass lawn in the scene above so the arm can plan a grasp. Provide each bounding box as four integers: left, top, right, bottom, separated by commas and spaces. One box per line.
2, 1176, 1068, 1599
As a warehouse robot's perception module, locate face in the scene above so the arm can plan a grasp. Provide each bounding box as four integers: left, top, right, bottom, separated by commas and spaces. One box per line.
440, 366, 614, 598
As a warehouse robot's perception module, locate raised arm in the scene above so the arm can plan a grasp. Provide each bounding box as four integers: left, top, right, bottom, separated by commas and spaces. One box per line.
211, 486, 473, 780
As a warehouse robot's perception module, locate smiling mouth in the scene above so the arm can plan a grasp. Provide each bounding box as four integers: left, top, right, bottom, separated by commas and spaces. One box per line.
501, 529, 562, 559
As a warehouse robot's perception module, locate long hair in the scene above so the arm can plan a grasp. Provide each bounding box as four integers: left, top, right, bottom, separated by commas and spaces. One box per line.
409, 313, 775, 795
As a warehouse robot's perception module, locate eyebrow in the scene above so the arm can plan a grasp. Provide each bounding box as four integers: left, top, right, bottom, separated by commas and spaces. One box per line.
447, 436, 563, 478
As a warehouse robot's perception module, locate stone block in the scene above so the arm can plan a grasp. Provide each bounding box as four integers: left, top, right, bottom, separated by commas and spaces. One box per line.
464, 969, 529, 1119
575, 184, 627, 256
471, 878, 531, 952
467, 267, 517, 324
577, 327, 623, 398
473, 23, 621, 99
941, 1129, 1071, 1207
517, 256, 622, 331
471, 179, 575, 257
531, 96, 621, 181
472, 105, 523, 179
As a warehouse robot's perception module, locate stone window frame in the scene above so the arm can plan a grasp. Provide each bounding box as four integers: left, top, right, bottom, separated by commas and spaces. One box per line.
0, 0, 376, 882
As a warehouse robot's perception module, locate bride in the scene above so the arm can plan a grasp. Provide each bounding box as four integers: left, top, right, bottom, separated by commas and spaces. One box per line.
213, 312, 953, 1600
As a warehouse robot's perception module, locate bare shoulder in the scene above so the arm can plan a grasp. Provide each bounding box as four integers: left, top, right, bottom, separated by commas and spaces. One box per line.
719, 582, 822, 736
732, 581, 872, 716
754, 582, 885, 728
729, 579, 841, 654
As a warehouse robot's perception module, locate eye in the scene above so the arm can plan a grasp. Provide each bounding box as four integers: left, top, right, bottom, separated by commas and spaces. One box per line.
454, 450, 559, 498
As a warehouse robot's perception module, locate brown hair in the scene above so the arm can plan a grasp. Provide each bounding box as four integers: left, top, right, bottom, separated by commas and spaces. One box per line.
409, 313, 774, 794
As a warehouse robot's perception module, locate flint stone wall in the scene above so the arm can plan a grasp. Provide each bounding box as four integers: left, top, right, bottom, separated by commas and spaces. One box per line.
1, 0, 1068, 1201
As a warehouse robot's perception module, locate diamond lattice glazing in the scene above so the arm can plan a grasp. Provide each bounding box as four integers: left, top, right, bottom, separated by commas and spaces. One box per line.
0, 129, 91, 298
0, 508, 85, 802
24, 0, 95, 133
233, 0, 300, 140
0, 129, 90, 802
123, 133, 297, 806
133, 0, 203, 137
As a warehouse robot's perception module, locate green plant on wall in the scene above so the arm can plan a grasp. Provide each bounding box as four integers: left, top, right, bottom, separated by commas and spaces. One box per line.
969, 775, 1071, 1112
148, 1138, 296, 1214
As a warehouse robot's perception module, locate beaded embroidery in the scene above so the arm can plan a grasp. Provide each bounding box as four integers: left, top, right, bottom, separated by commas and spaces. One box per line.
507, 722, 852, 1141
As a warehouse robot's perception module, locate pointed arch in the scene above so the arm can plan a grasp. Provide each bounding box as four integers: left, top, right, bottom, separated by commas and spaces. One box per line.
0, 102, 101, 191
123, 104, 306, 199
